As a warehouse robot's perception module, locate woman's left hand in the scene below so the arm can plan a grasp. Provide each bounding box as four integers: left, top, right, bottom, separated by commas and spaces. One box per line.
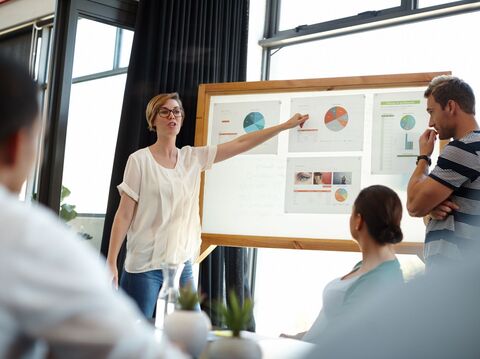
284, 113, 309, 129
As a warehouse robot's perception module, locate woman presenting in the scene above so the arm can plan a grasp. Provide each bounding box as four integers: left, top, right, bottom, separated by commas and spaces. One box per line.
107, 92, 308, 318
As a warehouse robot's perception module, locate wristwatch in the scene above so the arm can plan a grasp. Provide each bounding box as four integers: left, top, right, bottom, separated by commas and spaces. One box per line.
416, 155, 431, 166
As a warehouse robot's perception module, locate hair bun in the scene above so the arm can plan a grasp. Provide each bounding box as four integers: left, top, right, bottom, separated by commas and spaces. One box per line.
378, 225, 403, 244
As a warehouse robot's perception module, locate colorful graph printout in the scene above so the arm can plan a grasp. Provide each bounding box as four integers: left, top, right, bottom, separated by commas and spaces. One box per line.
289, 95, 365, 152
335, 188, 348, 202
285, 156, 361, 214
243, 112, 265, 133
211, 101, 281, 155
371, 91, 429, 175
325, 106, 348, 131
400, 114, 416, 131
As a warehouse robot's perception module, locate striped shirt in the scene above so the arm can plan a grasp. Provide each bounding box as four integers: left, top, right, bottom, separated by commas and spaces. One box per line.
426, 130, 480, 265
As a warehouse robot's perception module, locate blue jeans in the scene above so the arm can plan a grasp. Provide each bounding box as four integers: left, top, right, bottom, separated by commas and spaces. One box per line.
120, 261, 197, 318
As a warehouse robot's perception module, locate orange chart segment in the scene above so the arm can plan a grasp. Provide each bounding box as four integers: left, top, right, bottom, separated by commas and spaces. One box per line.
335, 188, 348, 202
324, 106, 348, 131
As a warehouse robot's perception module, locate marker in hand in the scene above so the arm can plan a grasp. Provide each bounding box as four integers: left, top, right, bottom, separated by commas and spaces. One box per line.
299, 114, 309, 128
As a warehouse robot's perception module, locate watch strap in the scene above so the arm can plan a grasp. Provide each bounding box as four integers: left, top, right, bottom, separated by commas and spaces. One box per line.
416, 155, 431, 166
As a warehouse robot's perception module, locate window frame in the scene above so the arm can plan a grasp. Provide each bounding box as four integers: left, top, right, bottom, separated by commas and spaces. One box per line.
37, 0, 137, 212
72, 23, 131, 84
260, 0, 480, 79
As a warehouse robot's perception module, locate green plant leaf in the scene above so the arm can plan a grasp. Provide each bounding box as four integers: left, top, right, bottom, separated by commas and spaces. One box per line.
215, 290, 254, 338
60, 185, 71, 202
60, 203, 77, 222
177, 283, 202, 311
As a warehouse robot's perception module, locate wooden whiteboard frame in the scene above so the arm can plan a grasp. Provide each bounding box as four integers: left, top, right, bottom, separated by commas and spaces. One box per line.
195, 72, 451, 261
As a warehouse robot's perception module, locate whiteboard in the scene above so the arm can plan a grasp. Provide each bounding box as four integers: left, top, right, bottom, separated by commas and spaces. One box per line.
195, 73, 450, 255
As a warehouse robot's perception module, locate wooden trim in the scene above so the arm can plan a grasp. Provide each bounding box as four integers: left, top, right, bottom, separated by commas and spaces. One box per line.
195, 85, 209, 222
200, 233, 423, 256
196, 71, 451, 261
196, 242, 217, 263
195, 72, 449, 97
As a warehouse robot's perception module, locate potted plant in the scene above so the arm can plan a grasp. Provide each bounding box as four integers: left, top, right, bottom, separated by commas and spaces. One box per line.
34, 185, 92, 240
207, 291, 261, 359
163, 283, 211, 357
59, 186, 93, 240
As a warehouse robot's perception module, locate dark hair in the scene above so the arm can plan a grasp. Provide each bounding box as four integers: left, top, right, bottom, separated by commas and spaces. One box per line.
424, 75, 475, 115
0, 53, 39, 143
354, 185, 403, 245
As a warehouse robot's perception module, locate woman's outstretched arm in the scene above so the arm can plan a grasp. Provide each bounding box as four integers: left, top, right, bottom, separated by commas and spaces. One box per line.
214, 113, 309, 163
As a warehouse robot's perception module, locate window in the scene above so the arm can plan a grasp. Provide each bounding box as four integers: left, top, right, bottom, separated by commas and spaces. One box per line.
61, 18, 133, 250
269, 11, 480, 94
418, 0, 458, 7
254, 248, 423, 337
72, 18, 118, 77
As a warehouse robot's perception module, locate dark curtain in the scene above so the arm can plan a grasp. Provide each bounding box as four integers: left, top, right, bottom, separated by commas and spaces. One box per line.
0, 28, 32, 70
100, 0, 253, 329
201, 246, 256, 331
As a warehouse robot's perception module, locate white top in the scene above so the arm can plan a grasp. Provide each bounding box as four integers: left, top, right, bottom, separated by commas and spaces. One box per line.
302, 276, 359, 343
118, 145, 217, 272
0, 185, 187, 359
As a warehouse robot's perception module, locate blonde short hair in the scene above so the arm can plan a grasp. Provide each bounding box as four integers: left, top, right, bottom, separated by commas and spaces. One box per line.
145, 92, 185, 131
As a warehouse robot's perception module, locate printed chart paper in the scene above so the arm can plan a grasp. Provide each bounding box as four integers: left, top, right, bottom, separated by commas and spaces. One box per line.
211, 101, 281, 155
289, 95, 365, 152
371, 92, 429, 174
285, 157, 362, 214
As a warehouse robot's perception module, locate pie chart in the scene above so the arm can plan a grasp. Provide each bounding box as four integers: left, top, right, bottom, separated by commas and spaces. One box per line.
400, 114, 416, 130
325, 106, 348, 131
335, 188, 348, 202
243, 112, 265, 133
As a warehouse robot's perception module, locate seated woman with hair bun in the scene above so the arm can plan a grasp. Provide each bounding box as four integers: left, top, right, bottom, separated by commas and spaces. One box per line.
282, 185, 405, 343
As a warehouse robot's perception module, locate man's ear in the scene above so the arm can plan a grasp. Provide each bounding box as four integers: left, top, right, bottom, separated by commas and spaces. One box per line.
446, 99, 457, 115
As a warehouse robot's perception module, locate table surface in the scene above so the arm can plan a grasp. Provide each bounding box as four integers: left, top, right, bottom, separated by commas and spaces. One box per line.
156, 329, 315, 358
220, 331, 315, 359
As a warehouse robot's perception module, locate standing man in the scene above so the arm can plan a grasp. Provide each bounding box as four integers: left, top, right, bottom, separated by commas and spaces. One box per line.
0, 55, 187, 358
407, 75, 479, 269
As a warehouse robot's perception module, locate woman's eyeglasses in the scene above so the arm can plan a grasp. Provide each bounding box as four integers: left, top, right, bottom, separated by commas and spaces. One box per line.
157, 107, 183, 118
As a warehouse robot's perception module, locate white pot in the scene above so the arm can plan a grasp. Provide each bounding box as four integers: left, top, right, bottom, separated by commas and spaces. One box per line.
207, 337, 262, 359
164, 310, 211, 357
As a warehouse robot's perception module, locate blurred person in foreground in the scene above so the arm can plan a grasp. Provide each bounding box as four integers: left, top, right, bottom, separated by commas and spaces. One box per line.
304, 257, 480, 359
282, 185, 404, 343
0, 54, 187, 358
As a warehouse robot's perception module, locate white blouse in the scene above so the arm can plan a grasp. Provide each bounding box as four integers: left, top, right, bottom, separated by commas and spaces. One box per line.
118, 145, 217, 272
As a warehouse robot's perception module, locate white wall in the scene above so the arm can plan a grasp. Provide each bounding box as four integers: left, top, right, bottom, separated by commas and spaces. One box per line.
0, 0, 55, 32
